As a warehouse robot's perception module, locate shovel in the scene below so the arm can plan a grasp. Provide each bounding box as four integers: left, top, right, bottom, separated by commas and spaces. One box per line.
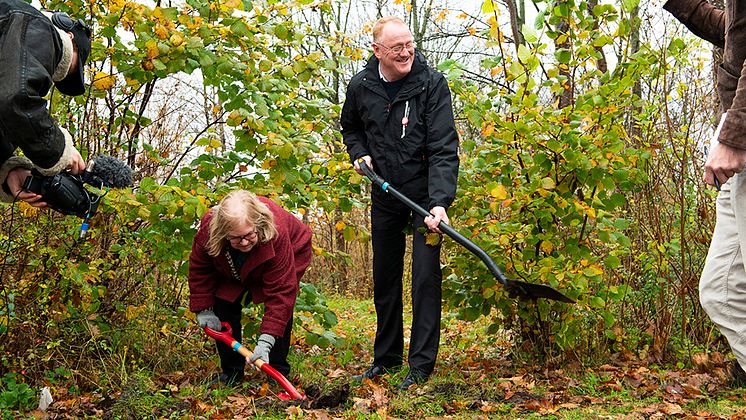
358, 159, 574, 303
204, 322, 306, 400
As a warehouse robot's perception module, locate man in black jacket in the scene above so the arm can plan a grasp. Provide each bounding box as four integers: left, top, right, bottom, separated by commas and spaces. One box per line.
0, 0, 91, 205
341, 16, 459, 390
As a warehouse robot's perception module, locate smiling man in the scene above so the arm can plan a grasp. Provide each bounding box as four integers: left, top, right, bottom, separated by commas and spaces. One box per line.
188, 190, 312, 385
341, 16, 460, 391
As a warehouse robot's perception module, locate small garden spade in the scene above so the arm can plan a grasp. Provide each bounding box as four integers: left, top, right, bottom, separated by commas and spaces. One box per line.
203, 322, 306, 400
358, 159, 574, 303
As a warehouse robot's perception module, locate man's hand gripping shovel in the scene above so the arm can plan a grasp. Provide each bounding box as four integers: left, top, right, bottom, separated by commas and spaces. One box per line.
203, 322, 306, 401
357, 158, 574, 303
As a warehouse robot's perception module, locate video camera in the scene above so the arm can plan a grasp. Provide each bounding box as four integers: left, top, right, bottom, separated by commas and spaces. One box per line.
22, 155, 134, 220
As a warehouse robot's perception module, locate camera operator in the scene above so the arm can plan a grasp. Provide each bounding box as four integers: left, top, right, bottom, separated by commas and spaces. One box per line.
0, 0, 91, 207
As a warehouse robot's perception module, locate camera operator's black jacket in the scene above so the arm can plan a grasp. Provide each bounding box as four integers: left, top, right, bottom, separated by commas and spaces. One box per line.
0, 0, 76, 201
341, 51, 459, 210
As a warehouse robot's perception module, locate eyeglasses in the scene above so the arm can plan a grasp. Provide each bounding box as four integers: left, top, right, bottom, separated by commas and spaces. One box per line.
375, 41, 416, 55
227, 230, 258, 243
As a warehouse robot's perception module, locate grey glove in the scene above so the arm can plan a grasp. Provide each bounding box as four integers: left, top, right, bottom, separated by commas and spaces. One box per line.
196, 309, 221, 331
249, 333, 275, 365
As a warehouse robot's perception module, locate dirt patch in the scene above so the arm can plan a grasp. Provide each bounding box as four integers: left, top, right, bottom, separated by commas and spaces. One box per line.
304, 382, 350, 409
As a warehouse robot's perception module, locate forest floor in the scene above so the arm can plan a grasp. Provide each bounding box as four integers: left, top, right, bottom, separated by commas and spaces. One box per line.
24, 297, 746, 419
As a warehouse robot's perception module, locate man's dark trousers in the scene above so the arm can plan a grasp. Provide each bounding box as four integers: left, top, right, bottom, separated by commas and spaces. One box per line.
371, 195, 443, 375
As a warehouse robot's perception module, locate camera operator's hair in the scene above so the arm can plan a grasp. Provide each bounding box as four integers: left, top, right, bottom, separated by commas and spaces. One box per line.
205, 190, 277, 257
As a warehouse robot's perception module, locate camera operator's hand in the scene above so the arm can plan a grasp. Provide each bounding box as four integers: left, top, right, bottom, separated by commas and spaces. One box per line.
68, 148, 86, 175
5, 168, 46, 207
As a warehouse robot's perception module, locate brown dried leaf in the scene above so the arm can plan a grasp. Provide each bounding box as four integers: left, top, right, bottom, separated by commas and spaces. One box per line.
682, 383, 703, 398
353, 397, 372, 414
327, 368, 347, 378
692, 352, 710, 372
479, 401, 499, 413
285, 406, 303, 417
659, 402, 684, 415
599, 364, 619, 372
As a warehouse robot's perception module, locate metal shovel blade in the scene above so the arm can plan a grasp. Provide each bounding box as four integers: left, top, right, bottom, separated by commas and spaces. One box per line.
506, 279, 575, 303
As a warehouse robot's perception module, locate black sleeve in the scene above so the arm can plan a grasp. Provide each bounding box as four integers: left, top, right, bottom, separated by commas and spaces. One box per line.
425, 73, 459, 210
341, 79, 370, 162
0, 15, 67, 170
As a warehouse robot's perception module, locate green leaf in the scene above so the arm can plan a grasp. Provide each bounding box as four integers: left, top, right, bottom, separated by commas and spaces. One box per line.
521, 24, 538, 43
517, 44, 532, 63
555, 49, 572, 64
589, 296, 605, 308
621, 0, 639, 12
230, 20, 251, 37
274, 24, 289, 40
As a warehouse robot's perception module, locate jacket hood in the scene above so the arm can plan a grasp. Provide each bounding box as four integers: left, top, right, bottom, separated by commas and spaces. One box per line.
40, 11, 74, 83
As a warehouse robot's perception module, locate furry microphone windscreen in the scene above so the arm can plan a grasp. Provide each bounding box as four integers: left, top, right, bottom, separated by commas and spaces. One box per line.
87, 155, 134, 188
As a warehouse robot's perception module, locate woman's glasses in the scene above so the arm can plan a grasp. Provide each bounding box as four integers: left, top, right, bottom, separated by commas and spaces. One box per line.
227, 230, 257, 243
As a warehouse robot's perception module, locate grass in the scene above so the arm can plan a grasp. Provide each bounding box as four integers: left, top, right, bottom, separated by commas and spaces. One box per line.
20, 295, 746, 418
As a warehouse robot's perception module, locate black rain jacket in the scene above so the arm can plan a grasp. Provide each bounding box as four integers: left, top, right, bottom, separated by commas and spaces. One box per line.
341, 51, 459, 210
0, 0, 69, 172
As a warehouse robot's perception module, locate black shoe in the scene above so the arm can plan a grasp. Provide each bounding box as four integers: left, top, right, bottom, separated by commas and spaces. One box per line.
728, 360, 746, 388
397, 369, 428, 391
210, 371, 244, 386
352, 365, 389, 382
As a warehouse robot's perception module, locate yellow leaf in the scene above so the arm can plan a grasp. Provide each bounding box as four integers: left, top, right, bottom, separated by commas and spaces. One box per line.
170, 32, 184, 47
541, 177, 556, 190
125, 305, 139, 320
589, 264, 604, 276
145, 40, 159, 60
540, 240, 553, 254
481, 122, 495, 137
490, 184, 508, 200
335, 221, 346, 231
424, 232, 443, 246
92, 71, 116, 90
154, 24, 168, 39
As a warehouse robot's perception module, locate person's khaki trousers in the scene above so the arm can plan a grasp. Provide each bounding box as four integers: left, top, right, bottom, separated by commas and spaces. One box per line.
700, 173, 746, 369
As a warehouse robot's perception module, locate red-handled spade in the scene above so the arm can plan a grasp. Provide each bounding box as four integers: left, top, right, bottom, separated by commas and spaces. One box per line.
204, 322, 305, 401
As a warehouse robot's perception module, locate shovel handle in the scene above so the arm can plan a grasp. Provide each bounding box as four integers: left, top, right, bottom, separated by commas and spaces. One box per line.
203, 323, 305, 400
357, 159, 510, 286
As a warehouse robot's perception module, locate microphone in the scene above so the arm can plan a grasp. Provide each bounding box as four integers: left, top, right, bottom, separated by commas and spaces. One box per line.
83, 155, 134, 188
22, 155, 134, 222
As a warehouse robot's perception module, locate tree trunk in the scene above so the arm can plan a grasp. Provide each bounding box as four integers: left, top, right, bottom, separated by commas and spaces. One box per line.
553, 1, 573, 109
505, 0, 525, 47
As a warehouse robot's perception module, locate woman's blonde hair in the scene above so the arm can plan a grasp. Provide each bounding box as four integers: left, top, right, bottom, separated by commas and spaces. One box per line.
205, 190, 278, 257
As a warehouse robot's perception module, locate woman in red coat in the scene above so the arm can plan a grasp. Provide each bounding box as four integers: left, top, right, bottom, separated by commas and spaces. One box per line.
188, 190, 312, 385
